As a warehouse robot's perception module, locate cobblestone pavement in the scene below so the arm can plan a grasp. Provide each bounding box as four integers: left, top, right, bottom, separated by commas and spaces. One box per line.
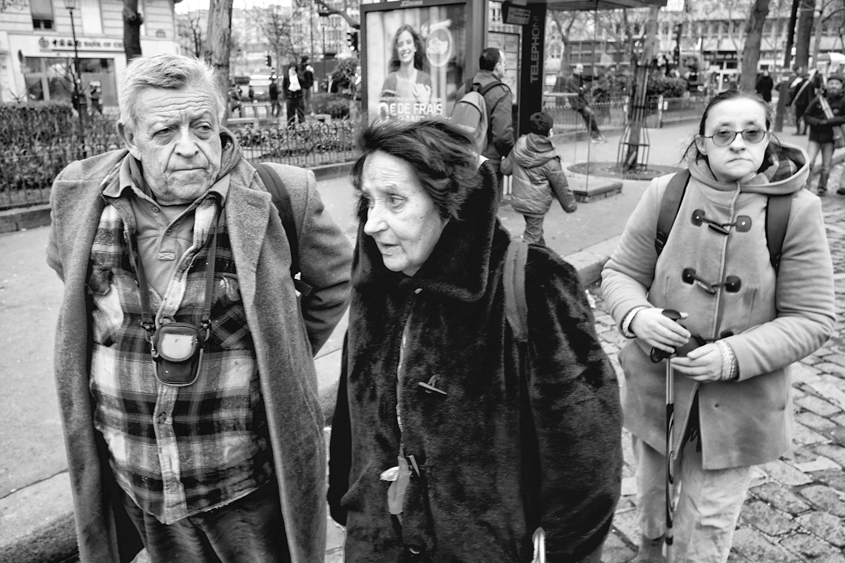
590, 188, 845, 563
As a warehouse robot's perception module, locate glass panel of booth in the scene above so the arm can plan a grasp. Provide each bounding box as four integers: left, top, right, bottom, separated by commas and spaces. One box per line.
362, 0, 467, 122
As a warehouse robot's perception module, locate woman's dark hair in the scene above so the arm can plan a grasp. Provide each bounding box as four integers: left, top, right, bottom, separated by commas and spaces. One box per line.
352, 118, 479, 221
388, 25, 427, 73
682, 89, 778, 169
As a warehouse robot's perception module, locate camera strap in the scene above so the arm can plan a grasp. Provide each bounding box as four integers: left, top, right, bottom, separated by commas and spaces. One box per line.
129, 200, 222, 358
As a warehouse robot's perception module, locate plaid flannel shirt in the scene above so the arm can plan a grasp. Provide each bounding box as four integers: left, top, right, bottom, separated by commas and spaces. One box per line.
88, 167, 273, 524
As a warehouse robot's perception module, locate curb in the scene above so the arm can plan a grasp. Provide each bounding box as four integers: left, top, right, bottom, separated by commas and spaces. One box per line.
0, 205, 51, 235
0, 233, 616, 563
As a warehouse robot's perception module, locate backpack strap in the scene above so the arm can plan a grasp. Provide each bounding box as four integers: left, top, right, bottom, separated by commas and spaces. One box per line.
766, 194, 791, 273
504, 238, 529, 343
655, 170, 691, 256
254, 163, 312, 296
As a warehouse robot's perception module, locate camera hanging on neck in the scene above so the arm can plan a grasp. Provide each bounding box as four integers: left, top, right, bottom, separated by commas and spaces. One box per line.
130, 202, 222, 387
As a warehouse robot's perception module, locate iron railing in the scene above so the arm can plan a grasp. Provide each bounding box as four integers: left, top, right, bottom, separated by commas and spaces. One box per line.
543, 94, 707, 135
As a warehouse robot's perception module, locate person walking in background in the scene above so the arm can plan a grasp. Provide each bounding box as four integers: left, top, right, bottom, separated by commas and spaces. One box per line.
802, 73, 845, 195
602, 89, 835, 563
45, 53, 353, 563
328, 118, 622, 562
283, 63, 305, 127
228, 82, 243, 117
88, 82, 103, 115
269, 75, 280, 118
501, 111, 577, 245
300, 56, 315, 116
754, 69, 774, 103
788, 66, 816, 135
454, 47, 515, 204
561, 63, 607, 144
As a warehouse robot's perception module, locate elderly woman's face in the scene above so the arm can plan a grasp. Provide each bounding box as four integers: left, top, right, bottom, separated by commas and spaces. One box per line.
120, 85, 222, 205
361, 151, 448, 277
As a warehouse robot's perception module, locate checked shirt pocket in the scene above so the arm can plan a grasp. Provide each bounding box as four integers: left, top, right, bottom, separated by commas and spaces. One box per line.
210, 274, 254, 350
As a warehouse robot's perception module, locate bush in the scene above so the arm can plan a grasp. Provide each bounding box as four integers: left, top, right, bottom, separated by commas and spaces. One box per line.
647, 74, 688, 98
312, 93, 350, 119
0, 103, 75, 149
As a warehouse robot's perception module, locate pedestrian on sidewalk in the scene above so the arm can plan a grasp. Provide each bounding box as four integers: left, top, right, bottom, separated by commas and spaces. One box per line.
269, 75, 280, 118
602, 89, 835, 563
560, 63, 607, 144
501, 111, 577, 246
801, 73, 845, 195
788, 66, 817, 135
46, 53, 353, 563
454, 47, 515, 204
300, 56, 315, 116
328, 118, 622, 562
283, 63, 305, 127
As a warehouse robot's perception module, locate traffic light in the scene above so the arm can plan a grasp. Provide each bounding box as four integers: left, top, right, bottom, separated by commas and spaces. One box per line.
347, 31, 358, 51
265, 54, 272, 67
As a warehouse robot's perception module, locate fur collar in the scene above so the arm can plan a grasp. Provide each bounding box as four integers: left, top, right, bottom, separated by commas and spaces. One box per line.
352, 161, 499, 303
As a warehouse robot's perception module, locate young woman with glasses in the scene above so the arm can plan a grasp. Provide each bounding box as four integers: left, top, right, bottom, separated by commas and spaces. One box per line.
601, 89, 835, 563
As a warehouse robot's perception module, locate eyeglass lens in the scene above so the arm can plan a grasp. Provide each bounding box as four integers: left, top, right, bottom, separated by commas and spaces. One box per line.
711, 129, 767, 146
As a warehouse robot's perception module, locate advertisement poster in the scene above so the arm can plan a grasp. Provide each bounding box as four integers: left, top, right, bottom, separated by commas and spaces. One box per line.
363, 0, 467, 122
488, 31, 520, 103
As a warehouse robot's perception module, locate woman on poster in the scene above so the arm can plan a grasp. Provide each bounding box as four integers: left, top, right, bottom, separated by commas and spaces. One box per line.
378, 24, 433, 121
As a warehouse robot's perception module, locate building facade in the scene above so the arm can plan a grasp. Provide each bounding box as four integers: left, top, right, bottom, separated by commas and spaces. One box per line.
0, 0, 180, 106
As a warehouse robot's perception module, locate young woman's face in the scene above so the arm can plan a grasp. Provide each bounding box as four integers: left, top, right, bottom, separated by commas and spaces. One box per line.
696, 98, 769, 184
396, 30, 416, 66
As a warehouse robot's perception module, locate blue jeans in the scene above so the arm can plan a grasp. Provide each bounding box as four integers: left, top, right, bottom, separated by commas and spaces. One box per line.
121, 481, 291, 563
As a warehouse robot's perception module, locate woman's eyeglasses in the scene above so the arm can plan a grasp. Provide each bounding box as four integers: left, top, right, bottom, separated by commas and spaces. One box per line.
701, 128, 769, 147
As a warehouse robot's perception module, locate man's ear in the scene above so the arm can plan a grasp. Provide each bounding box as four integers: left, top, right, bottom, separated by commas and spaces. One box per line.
694, 135, 707, 156
118, 121, 142, 160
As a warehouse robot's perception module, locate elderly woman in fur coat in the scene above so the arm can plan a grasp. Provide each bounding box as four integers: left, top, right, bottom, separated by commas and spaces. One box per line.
327, 118, 623, 562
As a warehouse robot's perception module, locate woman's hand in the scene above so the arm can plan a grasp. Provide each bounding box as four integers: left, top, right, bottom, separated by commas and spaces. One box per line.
413, 83, 431, 104
630, 307, 690, 353
671, 343, 723, 382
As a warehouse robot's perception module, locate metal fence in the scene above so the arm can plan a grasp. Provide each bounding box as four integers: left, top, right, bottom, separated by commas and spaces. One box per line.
0, 117, 357, 211
543, 94, 708, 134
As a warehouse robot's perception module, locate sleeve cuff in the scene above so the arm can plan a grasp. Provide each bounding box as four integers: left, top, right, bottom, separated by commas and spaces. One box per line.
621, 306, 649, 338
717, 340, 739, 381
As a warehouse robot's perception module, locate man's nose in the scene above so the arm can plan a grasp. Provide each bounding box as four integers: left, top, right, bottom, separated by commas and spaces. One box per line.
174, 128, 200, 156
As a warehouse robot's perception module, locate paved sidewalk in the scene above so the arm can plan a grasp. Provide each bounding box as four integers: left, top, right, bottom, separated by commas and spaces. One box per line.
3, 120, 845, 562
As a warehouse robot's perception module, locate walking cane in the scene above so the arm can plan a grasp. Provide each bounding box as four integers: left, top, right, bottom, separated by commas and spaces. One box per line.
650, 309, 685, 563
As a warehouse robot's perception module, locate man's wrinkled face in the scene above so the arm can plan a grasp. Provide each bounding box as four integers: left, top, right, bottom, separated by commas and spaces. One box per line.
120, 85, 222, 205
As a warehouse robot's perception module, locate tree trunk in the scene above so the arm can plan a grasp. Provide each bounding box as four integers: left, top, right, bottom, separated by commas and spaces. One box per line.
739, 0, 770, 91
123, 0, 143, 62
623, 6, 659, 171
205, 0, 234, 120
794, 0, 815, 71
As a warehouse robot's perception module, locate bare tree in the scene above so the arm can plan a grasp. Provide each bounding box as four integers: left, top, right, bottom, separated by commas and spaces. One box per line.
205, 0, 234, 116
739, 0, 771, 90
795, 0, 816, 69
123, 0, 143, 61
295, 0, 359, 30
178, 12, 206, 59
0, 0, 25, 11
248, 4, 301, 69
548, 10, 580, 76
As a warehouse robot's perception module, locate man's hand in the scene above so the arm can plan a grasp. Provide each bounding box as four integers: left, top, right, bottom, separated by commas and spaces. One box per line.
630, 308, 690, 353
671, 343, 723, 382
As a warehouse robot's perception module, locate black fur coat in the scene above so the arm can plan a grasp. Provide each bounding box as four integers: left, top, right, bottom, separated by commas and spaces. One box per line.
328, 164, 622, 562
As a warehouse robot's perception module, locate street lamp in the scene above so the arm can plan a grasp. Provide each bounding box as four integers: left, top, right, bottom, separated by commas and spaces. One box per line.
63, 0, 85, 157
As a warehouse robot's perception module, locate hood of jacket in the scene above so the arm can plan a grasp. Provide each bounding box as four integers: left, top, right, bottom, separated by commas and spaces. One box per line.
687, 140, 808, 196
511, 134, 558, 169
352, 161, 499, 303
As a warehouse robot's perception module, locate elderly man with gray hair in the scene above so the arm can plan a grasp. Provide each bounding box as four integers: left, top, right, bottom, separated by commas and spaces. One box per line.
46, 53, 352, 562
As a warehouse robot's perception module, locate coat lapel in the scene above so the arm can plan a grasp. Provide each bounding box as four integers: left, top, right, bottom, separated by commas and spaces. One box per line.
225, 179, 272, 308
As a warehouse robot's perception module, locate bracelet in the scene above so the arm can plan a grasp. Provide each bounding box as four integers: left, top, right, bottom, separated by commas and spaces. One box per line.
621, 306, 649, 338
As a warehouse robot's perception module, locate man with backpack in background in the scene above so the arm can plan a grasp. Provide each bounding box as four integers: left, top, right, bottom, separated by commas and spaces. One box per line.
454, 47, 515, 205
300, 56, 315, 116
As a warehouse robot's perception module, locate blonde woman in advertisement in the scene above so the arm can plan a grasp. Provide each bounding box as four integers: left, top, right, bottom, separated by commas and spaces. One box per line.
379, 24, 433, 121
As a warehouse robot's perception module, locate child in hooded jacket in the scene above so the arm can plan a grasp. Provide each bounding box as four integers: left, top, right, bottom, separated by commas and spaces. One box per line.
501, 111, 577, 246
602, 90, 835, 563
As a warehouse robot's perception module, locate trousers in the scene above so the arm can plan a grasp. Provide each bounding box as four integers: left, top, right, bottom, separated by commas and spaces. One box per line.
521, 214, 546, 246
633, 435, 752, 563
121, 481, 291, 563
